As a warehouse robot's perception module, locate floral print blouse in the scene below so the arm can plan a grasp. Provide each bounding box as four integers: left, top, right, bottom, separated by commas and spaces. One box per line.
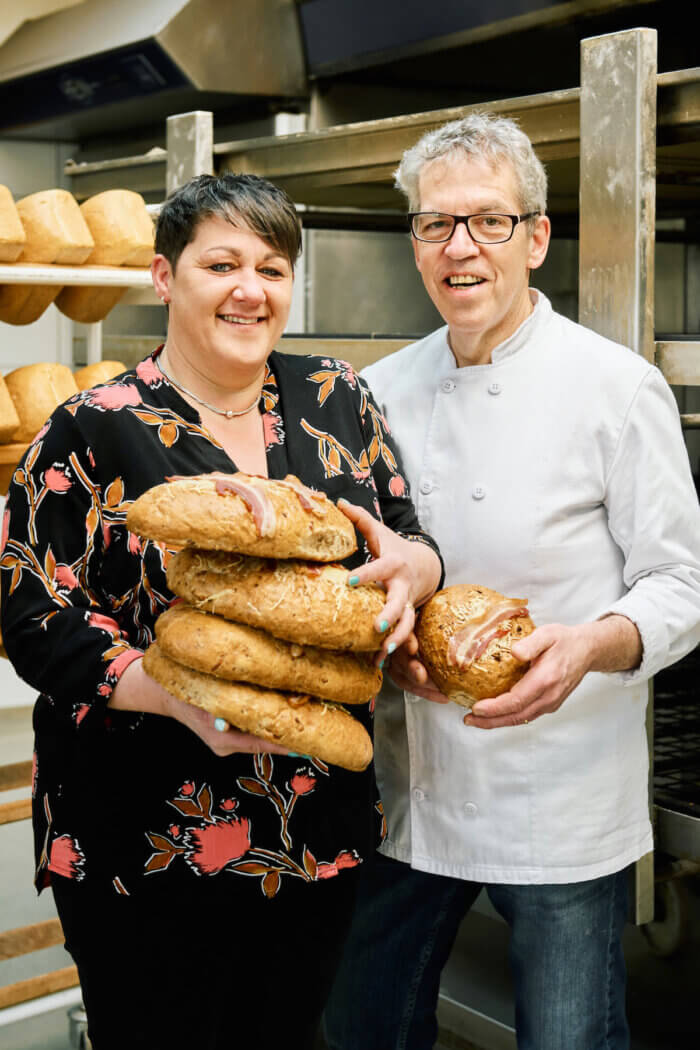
0, 348, 440, 900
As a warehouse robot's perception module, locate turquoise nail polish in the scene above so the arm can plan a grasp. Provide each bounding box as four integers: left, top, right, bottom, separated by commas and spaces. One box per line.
387, 642, 397, 655
379, 619, 389, 633
214, 718, 228, 732
378, 659, 385, 670
348, 575, 360, 587
288, 752, 301, 757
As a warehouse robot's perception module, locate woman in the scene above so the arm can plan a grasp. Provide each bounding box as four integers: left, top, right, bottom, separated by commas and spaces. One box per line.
0, 173, 442, 1049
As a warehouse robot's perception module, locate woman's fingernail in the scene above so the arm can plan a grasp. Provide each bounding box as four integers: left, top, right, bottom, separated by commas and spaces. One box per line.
288, 752, 313, 759
348, 575, 360, 587
379, 619, 389, 633
378, 659, 385, 670
387, 642, 397, 654
214, 718, 229, 732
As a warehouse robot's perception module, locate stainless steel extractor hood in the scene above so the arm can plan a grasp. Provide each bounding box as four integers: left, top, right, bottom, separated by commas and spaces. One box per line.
0, 0, 308, 140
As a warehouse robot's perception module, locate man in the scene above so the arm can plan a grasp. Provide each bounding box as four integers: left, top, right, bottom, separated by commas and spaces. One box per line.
323, 112, 700, 1050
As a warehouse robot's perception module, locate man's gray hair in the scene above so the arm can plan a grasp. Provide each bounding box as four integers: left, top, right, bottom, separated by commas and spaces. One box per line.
395, 111, 548, 215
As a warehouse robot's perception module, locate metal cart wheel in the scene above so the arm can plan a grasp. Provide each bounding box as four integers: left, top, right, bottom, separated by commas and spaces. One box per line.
639, 877, 690, 957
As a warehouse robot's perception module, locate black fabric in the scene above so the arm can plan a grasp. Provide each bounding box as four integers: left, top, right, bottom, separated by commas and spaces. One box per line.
1, 348, 441, 899
52, 866, 361, 1049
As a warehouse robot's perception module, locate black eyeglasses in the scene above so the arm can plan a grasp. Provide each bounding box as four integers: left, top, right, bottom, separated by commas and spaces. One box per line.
409, 211, 540, 244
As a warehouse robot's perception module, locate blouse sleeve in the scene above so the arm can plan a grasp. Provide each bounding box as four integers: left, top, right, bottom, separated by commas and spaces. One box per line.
0, 407, 142, 728
356, 373, 444, 572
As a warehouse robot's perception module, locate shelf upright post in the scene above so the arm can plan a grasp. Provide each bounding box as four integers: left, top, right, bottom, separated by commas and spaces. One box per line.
579, 27, 658, 925
166, 111, 214, 195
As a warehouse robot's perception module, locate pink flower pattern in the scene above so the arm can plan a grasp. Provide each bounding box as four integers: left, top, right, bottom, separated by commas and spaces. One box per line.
3, 347, 421, 895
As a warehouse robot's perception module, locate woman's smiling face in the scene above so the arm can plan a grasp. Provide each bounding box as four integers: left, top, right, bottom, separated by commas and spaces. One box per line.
152, 213, 294, 382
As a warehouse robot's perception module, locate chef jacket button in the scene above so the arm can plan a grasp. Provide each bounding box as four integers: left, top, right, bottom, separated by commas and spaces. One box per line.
463, 802, 478, 817
412, 787, 426, 802
441, 379, 456, 393
488, 381, 502, 395
419, 479, 434, 495
471, 486, 485, 500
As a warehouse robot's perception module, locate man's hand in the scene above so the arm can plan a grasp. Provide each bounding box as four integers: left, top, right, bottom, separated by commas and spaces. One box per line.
386, 635, 450, 704
464, 615, 642, 729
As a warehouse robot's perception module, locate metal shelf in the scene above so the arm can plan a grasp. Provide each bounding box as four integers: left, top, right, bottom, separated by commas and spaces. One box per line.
0, 264, 153, 288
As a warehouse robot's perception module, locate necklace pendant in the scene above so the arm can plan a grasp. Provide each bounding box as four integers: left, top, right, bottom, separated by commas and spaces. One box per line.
225, 409, 234, 419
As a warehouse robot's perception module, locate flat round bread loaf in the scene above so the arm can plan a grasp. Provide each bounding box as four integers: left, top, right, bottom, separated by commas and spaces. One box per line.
167, 550, 386, 652
155, 604, 382, 704
127, 472, 357, 561
143, 643, 373, 771
416, 584, 536, 709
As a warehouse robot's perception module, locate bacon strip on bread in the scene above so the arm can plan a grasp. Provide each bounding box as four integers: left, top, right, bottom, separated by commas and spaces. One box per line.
416, 584, 536, 709
126, 472, 357, 561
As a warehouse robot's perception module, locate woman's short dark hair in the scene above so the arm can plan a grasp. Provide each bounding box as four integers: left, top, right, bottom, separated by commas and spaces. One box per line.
155, 173, 302, 272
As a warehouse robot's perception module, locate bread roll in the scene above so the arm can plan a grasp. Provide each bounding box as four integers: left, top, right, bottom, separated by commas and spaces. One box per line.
0, 185, 26, 263
73, 360, 126, 390
16, 189, 94, 265
167, 550, 386, 652
0, 375, 20, 442
416, 584, 536, 708
127, 473, 357, 561
4, 363, 78, 443
155, 604, 381, 704
143, 643, 373, 771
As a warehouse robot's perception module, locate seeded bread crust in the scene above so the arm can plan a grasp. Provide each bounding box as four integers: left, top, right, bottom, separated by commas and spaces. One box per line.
166, 550, 386, 652
143, 643, 373, 771
126, 474, 357, 561
416, 584, 536, 709
155, 604, 381, 703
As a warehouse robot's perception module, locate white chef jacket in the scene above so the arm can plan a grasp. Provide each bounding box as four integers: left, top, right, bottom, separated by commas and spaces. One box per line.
364, 291, 700, 884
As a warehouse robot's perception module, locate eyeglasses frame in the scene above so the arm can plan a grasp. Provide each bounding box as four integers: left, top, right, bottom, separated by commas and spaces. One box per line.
408, 211, 541, 244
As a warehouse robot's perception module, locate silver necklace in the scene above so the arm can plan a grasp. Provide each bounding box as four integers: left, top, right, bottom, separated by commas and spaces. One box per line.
159, 357, 260, 419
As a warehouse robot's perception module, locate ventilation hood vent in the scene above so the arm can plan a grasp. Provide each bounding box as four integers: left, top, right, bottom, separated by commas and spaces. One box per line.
0, 0, 307, 140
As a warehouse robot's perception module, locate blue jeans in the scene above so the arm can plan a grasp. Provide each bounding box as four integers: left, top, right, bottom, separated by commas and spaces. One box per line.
323, 853, 630, 1050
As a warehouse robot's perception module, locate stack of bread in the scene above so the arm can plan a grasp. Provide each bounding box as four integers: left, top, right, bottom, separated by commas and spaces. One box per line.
126, 473, 386, 771
0, 185, 154, 325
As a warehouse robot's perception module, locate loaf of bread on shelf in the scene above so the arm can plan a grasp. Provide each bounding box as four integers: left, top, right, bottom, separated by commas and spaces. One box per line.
73, 360, 126, 390
0, 281, 61, 326
0, 189, 94, 325
55, 190, 155, 323
3, 362, 78, 443
0, 185, 26, 263
0, 374, 20, 442
78, 190, 155, 267
55, 284, 127, 324
16, 189, 94, 265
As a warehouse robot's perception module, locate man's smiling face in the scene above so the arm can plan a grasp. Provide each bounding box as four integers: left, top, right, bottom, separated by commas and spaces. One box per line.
413, 151, 550, 365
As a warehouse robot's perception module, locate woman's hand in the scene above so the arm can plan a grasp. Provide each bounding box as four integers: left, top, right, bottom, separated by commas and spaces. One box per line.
386, 635, 450, 703
337, 499, 441, 662
109, 657, 290, 757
